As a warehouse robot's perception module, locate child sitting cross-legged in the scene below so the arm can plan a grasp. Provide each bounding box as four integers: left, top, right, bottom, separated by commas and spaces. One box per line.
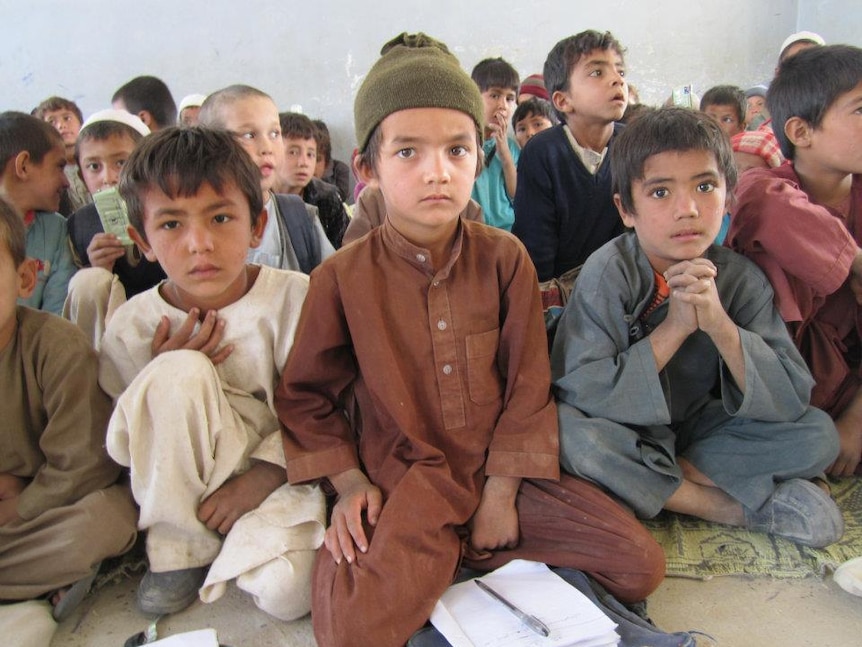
276, 32, 665, 647
553, 107, 843, 548
99, 127, 325, 618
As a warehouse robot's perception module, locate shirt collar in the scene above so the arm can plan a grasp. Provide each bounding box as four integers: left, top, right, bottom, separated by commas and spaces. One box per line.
381, 217, 464, 280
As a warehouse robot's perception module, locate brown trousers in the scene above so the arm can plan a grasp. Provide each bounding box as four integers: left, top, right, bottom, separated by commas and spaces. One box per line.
310, 474, 665, 647
0, 485, 137, 600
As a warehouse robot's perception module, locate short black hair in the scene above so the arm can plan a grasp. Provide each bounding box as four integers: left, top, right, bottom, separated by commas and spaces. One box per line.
112, 76, 177, 130
768, 44, 862, 160
700, 85, 746, 125
118, 127, 263, 240
33, 96, 83, 124
544, 30, 625, 98
0, 111, 63, 177
279, 112, 316, 141
75, 121, 146, 167
611, 107, 737, 215
312, 119, 332, 164
471, 58, 519, 93
511, 98, 558, 129
0, 195, 26, 267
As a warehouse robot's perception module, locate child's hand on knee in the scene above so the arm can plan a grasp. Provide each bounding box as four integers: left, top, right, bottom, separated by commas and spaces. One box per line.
0, 473, 25, 526
151, 310, 233, 364
325, 469, 382, 565
468, 476, 520, 552
198, 462, 286, 536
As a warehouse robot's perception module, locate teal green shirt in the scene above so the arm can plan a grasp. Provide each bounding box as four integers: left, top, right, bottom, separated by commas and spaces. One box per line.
471, 137, 520, 231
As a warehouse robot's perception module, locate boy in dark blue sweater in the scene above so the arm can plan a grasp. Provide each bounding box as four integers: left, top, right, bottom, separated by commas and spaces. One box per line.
512, 30, 627, 282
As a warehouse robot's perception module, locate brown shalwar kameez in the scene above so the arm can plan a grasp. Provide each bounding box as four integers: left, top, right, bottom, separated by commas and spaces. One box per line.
277, 219, 664, 647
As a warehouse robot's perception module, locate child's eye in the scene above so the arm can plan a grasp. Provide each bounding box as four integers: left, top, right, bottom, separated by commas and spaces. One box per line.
86, 163, 101, 172
235, 131, 255, 140
160, 220, 180, 230
269, 130, 282, 140
589, 70, 602, 77
516, 126, 526, 134
618, 69, 626, 78
396, 148, 414, 159
650, 188, 669, 199
116, 159, 127, 169
213, 214, 231, 224
697, 182, 716, 193
450, 145, 469, 157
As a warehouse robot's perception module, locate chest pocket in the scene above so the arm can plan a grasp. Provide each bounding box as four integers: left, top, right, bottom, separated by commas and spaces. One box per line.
466, 329, 505, 405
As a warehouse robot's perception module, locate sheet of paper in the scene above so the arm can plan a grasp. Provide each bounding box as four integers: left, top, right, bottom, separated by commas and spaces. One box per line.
93, 186, 133, 245
430, 560, 618, 647
148, 628, 219, 646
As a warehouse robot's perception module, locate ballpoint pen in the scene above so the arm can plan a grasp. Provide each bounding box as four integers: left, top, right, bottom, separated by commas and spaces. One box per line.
475, 579, 551, 638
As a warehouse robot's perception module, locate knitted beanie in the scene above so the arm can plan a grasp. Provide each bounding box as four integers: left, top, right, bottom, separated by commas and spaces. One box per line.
519, 74, 549, 101
354, 32, 484, 151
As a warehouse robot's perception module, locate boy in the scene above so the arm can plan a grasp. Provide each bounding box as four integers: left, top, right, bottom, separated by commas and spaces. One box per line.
700, 85, 746, 137
276, 112, 350, 248
727, 45, 862, 476
99, 127, 325, 618
0, 196, 136, 620
512, 97, 557, 149
112, 75, 177, 131
63, 109, 165, 347
34, 96, 91, 213
311, 119, 352, 203
470, 57, 520, 231
0, 111, 76, 315
198, 85, 335, 272
512, 30, 628, 282
276, 33, 664, 647
553, 108, 842, 548
177, 93, 207, 127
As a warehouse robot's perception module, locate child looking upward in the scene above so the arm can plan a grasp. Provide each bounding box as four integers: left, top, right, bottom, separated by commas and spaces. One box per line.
728, 45, 862, 476
512, 30, 628, 282
277, 32, 664, 647
99, 128, 325, 618
553, 108, 842, 547
0, 111, 76, 315
199, 85, 334, 273
469, 57, 520, 231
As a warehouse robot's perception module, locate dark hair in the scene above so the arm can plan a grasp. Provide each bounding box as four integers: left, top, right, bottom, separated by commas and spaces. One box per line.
118, 127, 263, 240
0, 111, 63, 175
511, 98, 558, 130
620, 103, 654, 125
312, 119, 332, 165
75, 121, 146, 167
33, 96, 83, 124
611, 107, 737, 214
199, 85, 273, 129
356, 123, 484, 177
700, 85, 746, 125
0, 195, 26, 267
279, 112, 316, 141
470, 58, 519, 93
112, 76, 177, 129
769, 44, 862, 160
544, 30, 626, 98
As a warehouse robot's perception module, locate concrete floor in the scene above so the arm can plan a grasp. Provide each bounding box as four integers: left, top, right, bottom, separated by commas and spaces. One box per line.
43, 569, 861, 647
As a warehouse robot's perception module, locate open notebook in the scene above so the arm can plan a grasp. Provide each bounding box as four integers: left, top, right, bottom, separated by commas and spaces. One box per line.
430, 560, 619, 647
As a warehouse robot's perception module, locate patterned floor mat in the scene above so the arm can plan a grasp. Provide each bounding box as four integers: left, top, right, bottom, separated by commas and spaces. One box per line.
644, 477, 862, 579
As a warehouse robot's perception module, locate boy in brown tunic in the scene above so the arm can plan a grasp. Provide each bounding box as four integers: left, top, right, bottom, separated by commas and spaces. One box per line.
276, 33, 664, 647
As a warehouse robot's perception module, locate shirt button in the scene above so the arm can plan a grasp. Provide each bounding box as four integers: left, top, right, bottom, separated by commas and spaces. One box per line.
433, 281, 439, 287
416, 254, 426, 263
437, 320, 447, 330
442, 364, 453, 375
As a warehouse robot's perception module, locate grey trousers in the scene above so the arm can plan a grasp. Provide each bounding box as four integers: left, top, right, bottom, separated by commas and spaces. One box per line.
558, 399, 839, 518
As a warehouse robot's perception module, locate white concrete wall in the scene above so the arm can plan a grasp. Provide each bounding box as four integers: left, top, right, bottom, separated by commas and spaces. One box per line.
796, 0, 862, 50
2, 0, 857, 164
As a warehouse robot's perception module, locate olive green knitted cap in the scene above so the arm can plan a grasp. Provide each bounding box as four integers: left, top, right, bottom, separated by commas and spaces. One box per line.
354, 32, 485, 151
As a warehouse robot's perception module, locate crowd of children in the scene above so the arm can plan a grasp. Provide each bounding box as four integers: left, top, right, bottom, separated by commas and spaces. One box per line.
1, 23, 860, 647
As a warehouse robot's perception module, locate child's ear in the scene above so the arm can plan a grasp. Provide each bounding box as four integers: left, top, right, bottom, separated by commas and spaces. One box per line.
784, 116, 813, 151
137, 111, 155, 129
249, 209, 268, 249
551, 90, 573, 115
354, 155, 377, 187
13, 151, 31, 180
128, 225, 157, 262
17, 258, 37, 299
614, 193, 636, 229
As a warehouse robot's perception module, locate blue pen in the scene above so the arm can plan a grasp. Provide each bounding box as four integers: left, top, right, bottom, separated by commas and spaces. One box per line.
475, 579, 551, 638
